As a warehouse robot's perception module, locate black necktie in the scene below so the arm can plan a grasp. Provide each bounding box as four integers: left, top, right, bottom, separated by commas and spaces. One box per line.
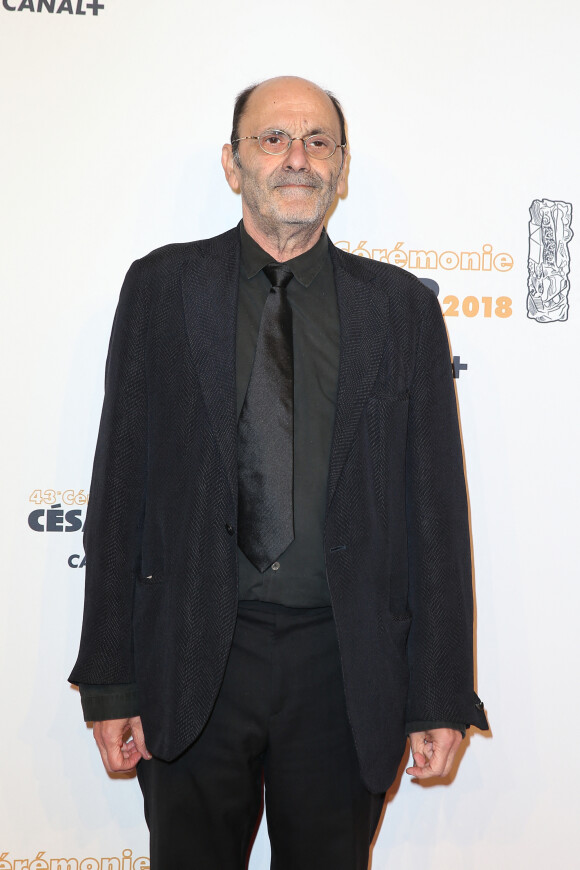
237, 264, 294, 572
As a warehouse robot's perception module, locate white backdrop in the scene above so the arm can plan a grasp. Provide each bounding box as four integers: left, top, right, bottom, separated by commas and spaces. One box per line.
1, 1, 579, 867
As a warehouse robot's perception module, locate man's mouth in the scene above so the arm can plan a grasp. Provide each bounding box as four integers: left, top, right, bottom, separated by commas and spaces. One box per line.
270, 174, 321, 191
274, 182, 317, 190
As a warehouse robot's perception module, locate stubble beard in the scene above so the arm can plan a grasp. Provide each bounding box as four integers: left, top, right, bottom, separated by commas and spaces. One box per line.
240, 165, 341, 234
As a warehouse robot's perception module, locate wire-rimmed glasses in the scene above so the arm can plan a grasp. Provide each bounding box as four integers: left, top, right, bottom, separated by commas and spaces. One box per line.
232, 129, 346, 160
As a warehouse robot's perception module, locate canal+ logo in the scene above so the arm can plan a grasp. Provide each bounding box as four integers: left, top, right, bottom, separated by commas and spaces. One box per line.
2, 0, 104, 14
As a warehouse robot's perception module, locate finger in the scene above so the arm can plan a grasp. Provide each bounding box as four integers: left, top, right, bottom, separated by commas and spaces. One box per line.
104, 741, 141, 772
406, 756, 441, 779
408, 734, 427, 758
405, 751, 427, 777
406, 732, 431, 776
440, 744, 459, 777
407, 745, 456, 779
121, 738, 142, 762
128, 717, 152, 761
94, 721, 141, 773
430, 733, 461, 777
425, 748, 447, 777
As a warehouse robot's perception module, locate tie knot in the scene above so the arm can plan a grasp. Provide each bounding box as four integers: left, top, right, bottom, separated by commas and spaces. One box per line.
263, 264, 294, 291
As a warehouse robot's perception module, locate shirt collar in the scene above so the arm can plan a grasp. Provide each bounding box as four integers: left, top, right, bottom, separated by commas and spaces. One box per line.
239, 220, 329, 288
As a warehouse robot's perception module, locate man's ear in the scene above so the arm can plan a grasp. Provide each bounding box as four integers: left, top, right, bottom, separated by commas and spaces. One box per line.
222, 144, 241, 193
336, 149, 349, 198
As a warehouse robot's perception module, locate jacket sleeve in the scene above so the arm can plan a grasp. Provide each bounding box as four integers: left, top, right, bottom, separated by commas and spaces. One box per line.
405, 288, 488, 730
69, 258, 150, 688
78, 683, 139, 722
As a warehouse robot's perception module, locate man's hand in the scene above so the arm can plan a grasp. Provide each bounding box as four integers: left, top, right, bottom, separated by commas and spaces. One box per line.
406, 728, 462, 779
93, 716, 152, 773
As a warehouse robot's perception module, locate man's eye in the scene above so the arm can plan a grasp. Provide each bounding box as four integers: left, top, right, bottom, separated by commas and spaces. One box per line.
265, 136, 283, 146
310, 139, 326, 149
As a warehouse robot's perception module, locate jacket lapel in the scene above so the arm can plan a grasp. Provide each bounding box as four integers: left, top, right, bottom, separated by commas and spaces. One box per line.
181, 228, 240, 505
326, 246, 391, 510
180, 232, 391, 515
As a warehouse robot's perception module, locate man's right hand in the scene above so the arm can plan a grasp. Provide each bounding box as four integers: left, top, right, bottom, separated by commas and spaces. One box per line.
93, 716, 152, 773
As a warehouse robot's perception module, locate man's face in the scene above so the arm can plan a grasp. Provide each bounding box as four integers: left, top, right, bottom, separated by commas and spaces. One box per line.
222, 78, 347, 238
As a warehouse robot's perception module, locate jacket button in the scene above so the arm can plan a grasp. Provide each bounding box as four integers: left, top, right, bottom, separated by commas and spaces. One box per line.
225, 523, 234, 535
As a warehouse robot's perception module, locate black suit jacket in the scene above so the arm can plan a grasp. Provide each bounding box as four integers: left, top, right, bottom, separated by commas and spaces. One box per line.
70, 227, 487, 793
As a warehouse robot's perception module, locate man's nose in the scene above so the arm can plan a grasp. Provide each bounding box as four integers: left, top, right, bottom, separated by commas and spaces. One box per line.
283, 138, 311, 170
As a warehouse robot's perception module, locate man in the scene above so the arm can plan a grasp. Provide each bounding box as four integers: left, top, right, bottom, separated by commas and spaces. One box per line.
70, 76, 488, 869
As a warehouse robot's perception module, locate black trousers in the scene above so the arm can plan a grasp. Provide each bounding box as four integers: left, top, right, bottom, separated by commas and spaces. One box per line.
137, 602, 385, 870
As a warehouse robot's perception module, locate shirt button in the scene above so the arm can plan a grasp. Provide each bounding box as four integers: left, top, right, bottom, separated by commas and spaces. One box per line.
271, 561, 280, 571
225, 523, 234, 535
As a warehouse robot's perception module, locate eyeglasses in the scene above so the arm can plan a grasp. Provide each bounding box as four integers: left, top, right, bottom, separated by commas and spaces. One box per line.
232, 130, 346, 160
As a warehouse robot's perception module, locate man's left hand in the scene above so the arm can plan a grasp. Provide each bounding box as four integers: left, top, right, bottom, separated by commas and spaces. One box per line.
406, 728, 462, 779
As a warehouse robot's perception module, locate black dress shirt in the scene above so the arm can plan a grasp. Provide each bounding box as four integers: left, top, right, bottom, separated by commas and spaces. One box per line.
237, 222, 338, 607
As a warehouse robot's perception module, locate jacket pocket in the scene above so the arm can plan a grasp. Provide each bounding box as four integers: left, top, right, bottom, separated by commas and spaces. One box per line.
386, 612, 412, 666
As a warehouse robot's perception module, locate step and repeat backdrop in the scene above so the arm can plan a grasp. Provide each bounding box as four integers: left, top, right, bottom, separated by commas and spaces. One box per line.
1, 1, 578, 867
